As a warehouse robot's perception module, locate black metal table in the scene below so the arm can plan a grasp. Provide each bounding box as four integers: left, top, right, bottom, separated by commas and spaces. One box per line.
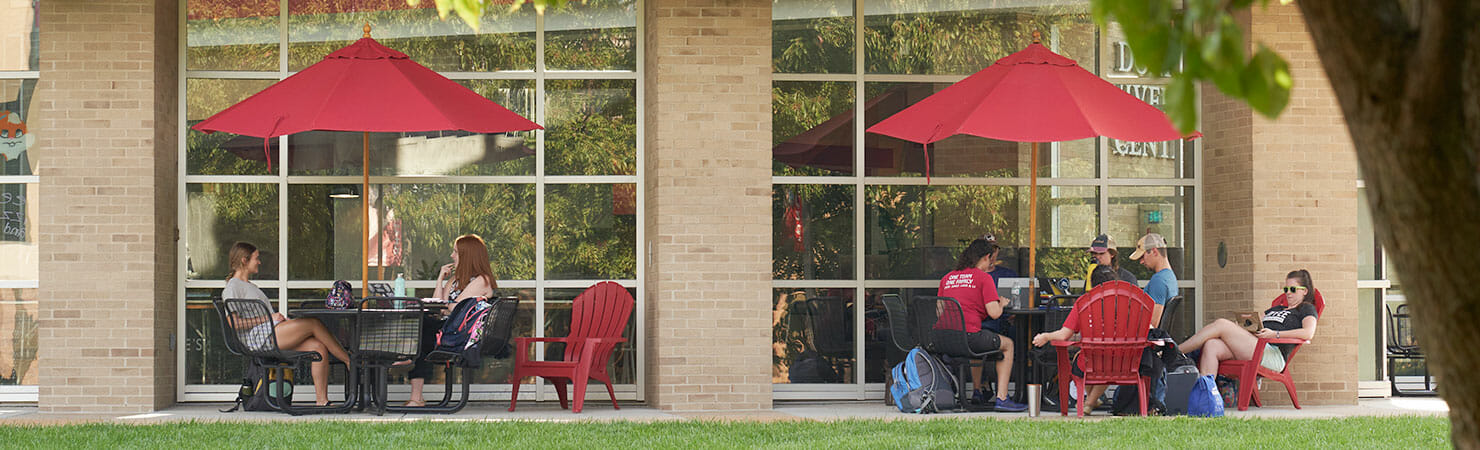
1004, 305, 1072, 404
291, 308, 370, 411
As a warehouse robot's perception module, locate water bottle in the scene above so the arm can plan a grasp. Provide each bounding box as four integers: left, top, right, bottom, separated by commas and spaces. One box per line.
393, 273, 406, 297
1027, 384, 1042, 417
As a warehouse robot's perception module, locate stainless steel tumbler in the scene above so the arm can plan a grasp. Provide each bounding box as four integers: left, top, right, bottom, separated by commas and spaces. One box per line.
1027, 384, 1042, 417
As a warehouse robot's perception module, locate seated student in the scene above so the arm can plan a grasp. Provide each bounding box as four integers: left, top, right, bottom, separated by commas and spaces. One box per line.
1176, 269, 1319, 376
1083, 234, 1136, 291
1031, 266, 1120, 411
980, 233, 1019, 281
938, 237, 1026, 412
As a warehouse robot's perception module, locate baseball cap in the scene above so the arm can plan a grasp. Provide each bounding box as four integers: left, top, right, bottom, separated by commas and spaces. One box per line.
1129, 233, 1167, 260
1088, 234, 1114, 253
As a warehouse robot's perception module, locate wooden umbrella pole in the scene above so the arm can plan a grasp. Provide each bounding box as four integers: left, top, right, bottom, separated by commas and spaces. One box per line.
1028, 141, 1039, 307
362, 131, 370, 298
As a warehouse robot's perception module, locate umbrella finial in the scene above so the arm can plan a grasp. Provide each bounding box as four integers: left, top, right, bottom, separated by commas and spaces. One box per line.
363, 22, 372, 38
1032, 30, 1041, 44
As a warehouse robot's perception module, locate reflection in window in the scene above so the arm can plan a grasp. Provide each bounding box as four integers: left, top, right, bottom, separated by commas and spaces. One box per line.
0, 183, 37, 281
545, 184, 636, 280
0, 0, 40, 72
1108, 186, 1194, 279
773, 81, 855, 176
186, 183, 280, 280
1, 80, 38, 176
544, 0, 637, 71
287, 0, 536, 72
545, 80, 636, 176
774, 185, 854, 280
186, 0, 279, 71
0, 288, 37, 386
1107, 83, 1192, 179
186, 79, 277, 176
773, 288, 856, 384
865, 185, 1098, 279
288, 183, 536, 281
863, 1, 1095, 75
773, 0, 854, 74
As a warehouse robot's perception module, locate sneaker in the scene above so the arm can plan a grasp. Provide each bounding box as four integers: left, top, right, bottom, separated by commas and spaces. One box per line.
972, 389, 989, 405
992, 397, 1028, 412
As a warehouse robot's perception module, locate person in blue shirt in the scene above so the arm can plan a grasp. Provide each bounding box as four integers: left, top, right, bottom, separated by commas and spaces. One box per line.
1129, 233, 1174, 330
980, 233, 1019, 281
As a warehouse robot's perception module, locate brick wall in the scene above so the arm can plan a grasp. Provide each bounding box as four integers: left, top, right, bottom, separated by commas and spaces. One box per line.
643, 0, 774, 411
1203, 5, 1359, 405
36, 0, 177, 413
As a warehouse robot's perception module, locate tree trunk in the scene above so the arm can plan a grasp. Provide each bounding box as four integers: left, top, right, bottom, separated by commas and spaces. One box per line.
1298, 1, 1480, 448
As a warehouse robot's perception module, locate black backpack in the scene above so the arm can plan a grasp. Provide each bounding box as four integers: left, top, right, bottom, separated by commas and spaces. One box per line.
222, 361, 294, 412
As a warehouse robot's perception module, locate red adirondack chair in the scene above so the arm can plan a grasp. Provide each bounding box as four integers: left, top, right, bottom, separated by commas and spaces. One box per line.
1217, 289, 1325, 411
509, 281, 634, 413
1053, 281, 1156, 417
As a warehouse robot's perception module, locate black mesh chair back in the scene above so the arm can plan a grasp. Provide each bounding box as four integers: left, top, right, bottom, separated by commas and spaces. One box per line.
357, 297, 423, 363
1387, 304, 1420, 354
1158, 295, 1184, 337
912, 296, 991, 359
480, 296, 521, 359
881, 294, 915, 352
220, 298, 320, 362
805, 296, 851, 359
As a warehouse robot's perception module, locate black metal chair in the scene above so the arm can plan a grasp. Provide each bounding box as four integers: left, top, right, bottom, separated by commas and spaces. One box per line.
355, 297, 423, 416
214, 297, 357, 415
387, 296, 521, 414
1157, 295, 1184, 338
804, 296, 853, 383
910, 295, 1004, 410
1386, 304, 1436, 396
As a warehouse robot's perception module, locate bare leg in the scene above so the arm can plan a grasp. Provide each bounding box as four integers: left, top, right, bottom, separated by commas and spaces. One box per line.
289, 338, 330, 405
1084, 385, 1110, 410
275, 318, 351, 362
1201, 339, 1232, 376
1178, 319, 1254, 354
995, 335, 1014, 401
970, 364, 984, 395
406, 378, 426, 407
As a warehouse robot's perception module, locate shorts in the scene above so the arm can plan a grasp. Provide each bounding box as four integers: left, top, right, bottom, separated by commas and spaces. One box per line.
1259, 343, 1287, 373
967, 330, 1003, 354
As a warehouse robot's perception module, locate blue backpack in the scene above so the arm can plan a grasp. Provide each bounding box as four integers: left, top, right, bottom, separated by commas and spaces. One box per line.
889, 347, 958, 413
1187, 374, 1226, 417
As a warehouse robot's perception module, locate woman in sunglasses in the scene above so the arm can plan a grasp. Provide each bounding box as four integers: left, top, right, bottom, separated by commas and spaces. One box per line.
1174, 269, 1319, 376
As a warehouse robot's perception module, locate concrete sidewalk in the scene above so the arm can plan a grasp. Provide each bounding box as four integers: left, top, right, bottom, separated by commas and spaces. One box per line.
0, 397, 1447, 425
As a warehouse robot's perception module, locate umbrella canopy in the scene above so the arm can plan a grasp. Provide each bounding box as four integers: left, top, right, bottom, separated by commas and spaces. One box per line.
865, 34, 1198, 298
192, 25, 543, 296
192, 33, 540, 140
866, 41, 1188, 145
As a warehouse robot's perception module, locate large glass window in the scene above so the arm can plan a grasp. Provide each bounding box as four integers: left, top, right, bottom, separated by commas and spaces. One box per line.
772, 0, 1198, 397
182, 2, 642, 401
0, 0, 39, 392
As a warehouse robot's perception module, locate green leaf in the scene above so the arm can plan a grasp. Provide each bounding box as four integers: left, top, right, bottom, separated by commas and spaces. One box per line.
1166, 74, 1198, 133
1242, 45, 1292, 118
434, 0, 453, 20
454, 0, 483, 31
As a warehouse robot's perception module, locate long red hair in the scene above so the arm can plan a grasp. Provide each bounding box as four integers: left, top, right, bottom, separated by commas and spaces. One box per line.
453, 234, 496, 291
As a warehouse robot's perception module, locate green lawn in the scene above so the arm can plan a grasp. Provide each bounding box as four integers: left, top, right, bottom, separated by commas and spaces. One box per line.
0, 416, 1450, 449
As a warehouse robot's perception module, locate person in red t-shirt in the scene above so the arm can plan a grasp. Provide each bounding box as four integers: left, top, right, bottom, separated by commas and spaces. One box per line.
938, 238, 1025, 412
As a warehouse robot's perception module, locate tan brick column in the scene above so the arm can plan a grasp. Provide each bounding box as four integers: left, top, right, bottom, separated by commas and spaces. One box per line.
36, 0, 178, 413
1202, 4, 1359, 406
643, 0, 773, 410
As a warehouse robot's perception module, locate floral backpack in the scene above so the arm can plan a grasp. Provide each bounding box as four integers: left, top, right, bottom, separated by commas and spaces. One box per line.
326, 280, 353, 309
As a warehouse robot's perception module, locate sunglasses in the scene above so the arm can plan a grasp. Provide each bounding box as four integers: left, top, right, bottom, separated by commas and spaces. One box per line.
1282, 286, 1308, 293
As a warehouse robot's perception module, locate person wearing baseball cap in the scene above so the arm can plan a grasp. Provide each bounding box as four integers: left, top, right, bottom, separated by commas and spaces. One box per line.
1083, 234, 1136, 292
1130, 233, 1175, 328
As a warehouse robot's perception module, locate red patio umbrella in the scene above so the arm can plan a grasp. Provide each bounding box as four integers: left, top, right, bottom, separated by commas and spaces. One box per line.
193, 24, 543, 296
866, 32, 1197, 296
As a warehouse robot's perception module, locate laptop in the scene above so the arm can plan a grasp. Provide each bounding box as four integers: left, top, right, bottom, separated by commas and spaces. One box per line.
367, 282, 396, 298
995, 277, 1033, 309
